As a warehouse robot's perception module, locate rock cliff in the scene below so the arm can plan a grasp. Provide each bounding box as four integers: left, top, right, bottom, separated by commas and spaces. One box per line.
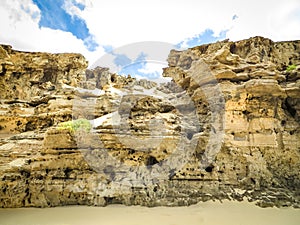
0, 37, 299, 208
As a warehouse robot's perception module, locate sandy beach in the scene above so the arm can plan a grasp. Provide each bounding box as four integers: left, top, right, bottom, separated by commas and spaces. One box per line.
0, 200, 299, 225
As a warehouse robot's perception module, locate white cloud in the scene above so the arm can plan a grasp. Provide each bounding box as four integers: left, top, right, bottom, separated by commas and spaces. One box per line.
0, 0, 300, 68
81, 0, 300, 47
138, 62, 166, 75
226, 0, 300, 41
81, 0, 234, 47
0, 0, 104, 65
75, 0, 93, 7
0, 0, 38, 25
267, 2, 300, 41
63, 0, 84, 19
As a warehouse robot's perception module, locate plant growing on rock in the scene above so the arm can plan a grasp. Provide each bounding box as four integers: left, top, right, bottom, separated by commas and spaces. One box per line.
286, 64, 297, 72
57, 118, 92, 132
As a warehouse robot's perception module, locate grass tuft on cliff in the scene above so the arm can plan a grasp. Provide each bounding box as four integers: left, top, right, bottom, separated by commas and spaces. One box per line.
286, 64, 297, 72
57, 119, 92, 132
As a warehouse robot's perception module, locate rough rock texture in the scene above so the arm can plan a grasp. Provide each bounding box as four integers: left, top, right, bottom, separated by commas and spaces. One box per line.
0, 37, 299, 208
0, 44, 88, 135
163, 37, 300, 207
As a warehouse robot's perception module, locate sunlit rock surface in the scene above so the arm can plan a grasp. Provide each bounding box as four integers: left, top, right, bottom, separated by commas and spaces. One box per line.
0, 37, 299, 208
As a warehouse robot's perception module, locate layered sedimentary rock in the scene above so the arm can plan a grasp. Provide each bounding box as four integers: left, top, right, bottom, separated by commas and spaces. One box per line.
0, 37, 299, 208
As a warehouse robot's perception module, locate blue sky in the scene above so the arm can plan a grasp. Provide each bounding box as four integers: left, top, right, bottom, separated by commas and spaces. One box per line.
106, 29, 229, 79
117, 53, 162, 80
32, 0, 98, 51
176, 29, 228, 49
31, 0, 229, 53
0, 0, 300, 80
30, 0, 230, 60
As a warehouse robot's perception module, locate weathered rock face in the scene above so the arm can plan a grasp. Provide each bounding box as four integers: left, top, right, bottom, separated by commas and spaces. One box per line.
0, 45, 87, 100
0, 44, 88, 136
0, 36, 299, 208
163, 37, 300, 207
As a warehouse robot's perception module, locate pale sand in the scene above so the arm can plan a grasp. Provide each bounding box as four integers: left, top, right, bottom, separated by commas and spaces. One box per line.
0, 200, 299, 225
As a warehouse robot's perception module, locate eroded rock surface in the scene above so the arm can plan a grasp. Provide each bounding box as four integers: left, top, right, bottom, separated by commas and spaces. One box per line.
0, 37, 299, 208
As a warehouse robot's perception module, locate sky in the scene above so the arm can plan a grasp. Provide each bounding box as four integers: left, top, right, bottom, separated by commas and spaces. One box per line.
0, 0, 300, 79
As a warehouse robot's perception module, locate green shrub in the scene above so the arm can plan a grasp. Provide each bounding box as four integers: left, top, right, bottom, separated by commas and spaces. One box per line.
57, 118, 92, 132
286, 64, 297, 72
